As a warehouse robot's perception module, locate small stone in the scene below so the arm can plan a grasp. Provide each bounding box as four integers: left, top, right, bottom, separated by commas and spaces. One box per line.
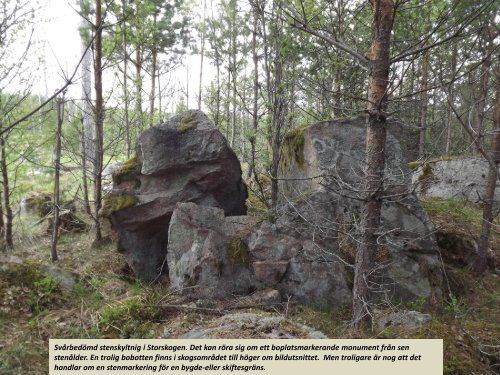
376, 310, 432, 330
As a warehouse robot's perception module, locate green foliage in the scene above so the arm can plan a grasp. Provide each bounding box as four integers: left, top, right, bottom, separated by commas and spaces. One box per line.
406, 296, 427, 312
421, 198, 482, 225
444, 294, 468, 320
0, 343, 28, 375
29, 276, 59, 314
99, 298, 160, 338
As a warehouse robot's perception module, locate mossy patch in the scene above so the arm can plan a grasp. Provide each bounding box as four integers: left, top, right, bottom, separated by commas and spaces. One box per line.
23, 191, 52, 217
415, 163, 437, 193
177, 112, 198, 132
408, 155, 463, 170
100, 194, 138, 217
0, 261, 46, 293
281, 124, 310, 171
227, 236, 252, 266
115, 154, 141, 182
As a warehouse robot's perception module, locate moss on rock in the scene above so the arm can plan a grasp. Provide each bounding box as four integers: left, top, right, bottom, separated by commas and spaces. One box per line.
177, 112, 198, 132
281, 124, 310, 171
117, 155, 141, 177
418, 163, 436, 193
227, 236, 252, 266
100, 194, 138, 217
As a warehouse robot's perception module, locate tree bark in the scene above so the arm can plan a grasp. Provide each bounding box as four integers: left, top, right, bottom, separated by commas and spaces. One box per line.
0, 133, 12, 248
80, 127, 92, 216
93, 0, 104, 244
352, 0, 394, 330
474, 18, 494, 153
198, 0, 206, 110
445, 43, 457, 155
135, 47, 143, 132
122, 0, 131, 157
475, 64, 500, 273
80, 0, 94, 164
51, 98, 64, 262
210, 0, 221, 128
149, 44, 157, 127
248, 9, 259, 179
418, 50, 429, 159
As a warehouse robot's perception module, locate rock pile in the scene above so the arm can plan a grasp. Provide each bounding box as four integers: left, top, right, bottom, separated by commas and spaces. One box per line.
103, 110, 247, 280
107, 112, 442, 307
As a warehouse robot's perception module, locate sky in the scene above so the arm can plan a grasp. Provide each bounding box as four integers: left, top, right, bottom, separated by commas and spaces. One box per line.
22, 0, 207, 110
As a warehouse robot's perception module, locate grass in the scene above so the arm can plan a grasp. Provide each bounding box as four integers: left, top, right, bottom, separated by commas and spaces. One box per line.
421, 197, 483, 226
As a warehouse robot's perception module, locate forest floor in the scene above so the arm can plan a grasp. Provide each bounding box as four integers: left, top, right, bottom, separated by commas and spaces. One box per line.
0, 198, 498, 375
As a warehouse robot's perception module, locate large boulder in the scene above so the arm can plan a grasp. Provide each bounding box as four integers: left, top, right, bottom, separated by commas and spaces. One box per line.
167, 202, 352, 306
410, 157, 500, 204
278, 117, 443, 303
167, 202, 257, 297
104, 110, 247, 280
243, 220, 352, 306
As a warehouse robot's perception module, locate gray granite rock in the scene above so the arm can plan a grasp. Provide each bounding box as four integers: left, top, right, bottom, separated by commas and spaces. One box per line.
278, 117, 443, 303
106, 110, 247, 280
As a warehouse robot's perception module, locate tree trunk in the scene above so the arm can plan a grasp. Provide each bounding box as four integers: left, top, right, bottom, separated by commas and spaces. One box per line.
0, 191, 4, 251
0, 133, 13, 248
230, 67, 237, 148
474, 18, 494, 153
269, 1, 285, 215
80, 127, 92, 216
149, 45, 157, 127
93, 0, 104, 244
445, 43, 457, 155
135, 47, 143, 132
210, 0, 221, 128
225, 70, 231, 139
186, 61, 189, 108
418, 50, 429, 159
352, 0, 394, 331
241, 68, 247, 164
198, 0, 206, 110
80, 0, 94, 164
248, 10, 259, 179
51, 98, 64, 262
122, 0, 131, 156
475, 64, 500, 273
